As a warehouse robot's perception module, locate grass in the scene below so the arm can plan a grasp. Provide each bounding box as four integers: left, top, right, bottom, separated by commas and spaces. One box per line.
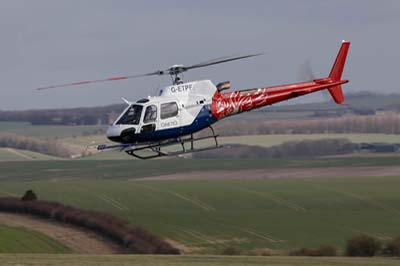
1, 156, 400, 180
0, 148, 25, 161
0, 122, 105, 140
2, 170, 400, 254
1, 122, 399, 161
0, 255, 399, 266
219, 134, 400, 148
0, 148, 59, 161
1, 123, 400, 256
0, 225, 70, 253
63, 132, 400, 148
69, 133, 400, 160
64, 133, 400, 160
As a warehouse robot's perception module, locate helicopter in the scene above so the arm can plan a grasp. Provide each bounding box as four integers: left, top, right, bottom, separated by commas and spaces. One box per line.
38, 41, 350, 159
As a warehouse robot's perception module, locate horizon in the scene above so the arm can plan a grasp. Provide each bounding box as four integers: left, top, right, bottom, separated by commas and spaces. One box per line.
0, 89, 396, 112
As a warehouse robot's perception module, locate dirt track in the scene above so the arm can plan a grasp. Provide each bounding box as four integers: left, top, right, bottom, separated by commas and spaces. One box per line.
135, 166, 400, 181
0, 213, 121, 254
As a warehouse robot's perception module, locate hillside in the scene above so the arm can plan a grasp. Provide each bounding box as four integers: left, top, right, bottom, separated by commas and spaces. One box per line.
1, 159, 400, 254
0, 255, 399, 266
267, 91, 400, 113
1, 92, 399, 125
0, 224, 70, 253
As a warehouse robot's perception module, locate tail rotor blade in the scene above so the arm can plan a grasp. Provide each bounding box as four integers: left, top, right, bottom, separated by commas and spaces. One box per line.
297, 60, 315, 81
297, 61, 331, 102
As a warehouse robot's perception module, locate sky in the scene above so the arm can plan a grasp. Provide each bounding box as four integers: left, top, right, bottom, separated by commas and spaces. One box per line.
1, 0, 400, 110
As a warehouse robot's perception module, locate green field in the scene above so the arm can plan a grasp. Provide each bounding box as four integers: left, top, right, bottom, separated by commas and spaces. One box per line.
219, 133, 400, 148
1, 158, 400, 254
2, 122, 399, 147
0, 254, 399, 266
0, 225, 70, 253
0, 148, 25, 161
64, 133, 400, 159
1, 122, 400, 258
1, 157, 400, 180
0, 122, 105, 140
1, 122, 399, 161
63, 132, 400, 147
0, 148, 59, 161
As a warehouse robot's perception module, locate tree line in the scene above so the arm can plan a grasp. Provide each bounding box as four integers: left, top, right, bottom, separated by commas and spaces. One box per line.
0, 197, 179, 254
213, 113, 400, 135
0, 104, 125, 125
0, 133, 74, 158
193, 139, 357, 159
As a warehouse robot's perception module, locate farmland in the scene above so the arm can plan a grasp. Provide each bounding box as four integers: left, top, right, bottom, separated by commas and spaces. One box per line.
0, 254, 399, 266
1, 121, 399, 161
0, 122, 105, 140
63, 132, 400, 151
0, 224, 69, 253
1, 156, 400, 180
1, 158, 400, 254
1, 121, 400, 264
0, 148, 59, 161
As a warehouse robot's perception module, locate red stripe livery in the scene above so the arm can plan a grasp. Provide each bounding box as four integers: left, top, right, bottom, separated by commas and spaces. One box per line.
211, 41, 350, 119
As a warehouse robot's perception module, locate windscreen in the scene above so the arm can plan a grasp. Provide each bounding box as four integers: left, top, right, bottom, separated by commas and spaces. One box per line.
116, 104, 143, 125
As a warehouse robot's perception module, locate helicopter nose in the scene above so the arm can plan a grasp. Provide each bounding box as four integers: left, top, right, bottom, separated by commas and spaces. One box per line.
106, 125, 123, 143
106, 125, 137, 143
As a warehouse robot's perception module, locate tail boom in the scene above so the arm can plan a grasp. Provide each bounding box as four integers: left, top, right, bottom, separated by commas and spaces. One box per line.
211, 41, 350, 119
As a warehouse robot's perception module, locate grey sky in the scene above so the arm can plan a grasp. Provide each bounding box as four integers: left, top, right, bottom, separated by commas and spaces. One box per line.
1, 0, 399, 110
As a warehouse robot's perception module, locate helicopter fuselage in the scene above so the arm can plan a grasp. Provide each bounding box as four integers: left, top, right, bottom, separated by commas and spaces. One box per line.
37, 41, 350, 159
106, 80, 218, 143
106, 76, 348, 144
104, 41, 350, 153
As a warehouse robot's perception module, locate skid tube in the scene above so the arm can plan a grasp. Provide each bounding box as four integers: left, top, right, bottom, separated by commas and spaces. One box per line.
125, 126, 222, 159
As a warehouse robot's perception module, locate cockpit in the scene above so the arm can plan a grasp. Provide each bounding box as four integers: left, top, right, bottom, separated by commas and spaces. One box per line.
116, 103, 160, 124
116, 101, 179, 126
107, 99, 180, 143
116, 104, 143, 125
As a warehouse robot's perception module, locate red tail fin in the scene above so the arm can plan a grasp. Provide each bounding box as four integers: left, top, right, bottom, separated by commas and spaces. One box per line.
328, 85, 345, 104
329, 41, 350, 81
327, 41, 350, 104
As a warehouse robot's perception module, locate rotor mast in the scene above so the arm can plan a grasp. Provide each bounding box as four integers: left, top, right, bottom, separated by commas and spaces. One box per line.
166, 65, 186, 85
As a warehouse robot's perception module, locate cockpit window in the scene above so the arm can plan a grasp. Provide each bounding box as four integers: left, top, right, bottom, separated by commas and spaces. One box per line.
161, 102, 178, 119
116, 105, 143, 125
143, 105, 157, 123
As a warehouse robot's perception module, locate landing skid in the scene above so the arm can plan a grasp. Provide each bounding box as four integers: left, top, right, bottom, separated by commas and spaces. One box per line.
126, 127, 221, 159
97, 126, 222, 159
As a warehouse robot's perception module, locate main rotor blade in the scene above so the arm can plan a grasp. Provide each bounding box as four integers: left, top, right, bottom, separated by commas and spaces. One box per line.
184, 53, 263, 71
36, 53, 263, 90
36, 71, 163, 90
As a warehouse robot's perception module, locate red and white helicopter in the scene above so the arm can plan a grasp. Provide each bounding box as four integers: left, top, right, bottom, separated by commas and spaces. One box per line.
38, 41, 350, 159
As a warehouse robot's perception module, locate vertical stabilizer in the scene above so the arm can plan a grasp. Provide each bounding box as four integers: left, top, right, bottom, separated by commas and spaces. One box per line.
327, 41, 350, 104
